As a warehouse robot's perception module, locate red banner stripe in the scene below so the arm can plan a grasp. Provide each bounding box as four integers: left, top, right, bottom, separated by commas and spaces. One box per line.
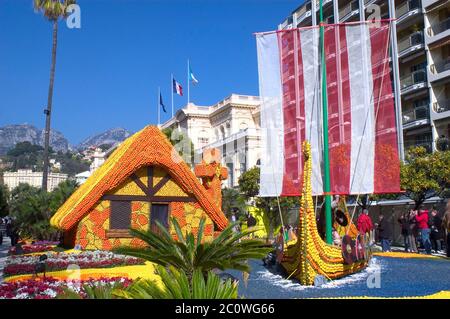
370, 24, 401, 194
325, 25, 352, 195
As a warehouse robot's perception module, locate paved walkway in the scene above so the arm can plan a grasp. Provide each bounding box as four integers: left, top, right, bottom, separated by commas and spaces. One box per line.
0, 236, 11, 283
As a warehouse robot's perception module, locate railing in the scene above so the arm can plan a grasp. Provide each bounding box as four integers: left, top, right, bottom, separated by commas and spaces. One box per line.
205, 128, 261, 150
339, 0, 359, 20
430, 58, 450, 74
428, 17, 450, 36
400, 69, 427, 89
315, 0, 332, 10
396, 0, 421, 20
211, 94, 259, 110
294, 2, 310, 18
397, 32, 424, 53
402, 105, 429, 124
280, 19, 291, 30
433, 99, 450, 113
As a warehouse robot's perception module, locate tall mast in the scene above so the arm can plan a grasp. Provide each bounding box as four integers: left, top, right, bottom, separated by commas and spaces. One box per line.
319, 0, 333, 245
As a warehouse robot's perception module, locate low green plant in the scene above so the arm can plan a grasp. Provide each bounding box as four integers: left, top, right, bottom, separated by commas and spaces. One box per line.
115, 217, 271, 282
114, 266, 238, 299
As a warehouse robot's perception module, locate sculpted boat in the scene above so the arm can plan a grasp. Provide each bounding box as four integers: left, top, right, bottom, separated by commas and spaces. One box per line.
278, 142, 369, 286
256, 6, 401, 285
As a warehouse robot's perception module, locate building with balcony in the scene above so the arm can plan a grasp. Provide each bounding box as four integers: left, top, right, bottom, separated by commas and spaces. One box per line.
2, 169, 68, 192
279, 0, 450, 154
161, 94, 261, 188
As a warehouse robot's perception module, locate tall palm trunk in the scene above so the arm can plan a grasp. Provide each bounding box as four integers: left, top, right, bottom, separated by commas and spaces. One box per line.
42, 20, 58, 192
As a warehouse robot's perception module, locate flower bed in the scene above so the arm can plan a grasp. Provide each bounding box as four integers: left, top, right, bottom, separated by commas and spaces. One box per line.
0, 277, 132, 299
3, 251, 145, 277
32, 241, 60, 246
8, 244, 56, 255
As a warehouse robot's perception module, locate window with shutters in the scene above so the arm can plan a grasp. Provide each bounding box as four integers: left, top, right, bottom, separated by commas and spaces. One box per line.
150, 204, 169, 235
110, 201, 131, 230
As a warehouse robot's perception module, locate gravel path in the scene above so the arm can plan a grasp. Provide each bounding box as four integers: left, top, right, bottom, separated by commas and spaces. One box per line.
0, 236, 11, 283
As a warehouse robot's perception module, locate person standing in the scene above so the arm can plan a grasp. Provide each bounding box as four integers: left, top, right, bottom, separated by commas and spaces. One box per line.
398, 213, 411, 252
408, 210, 419, 253
246, 213, 257, 228
415, 209, 432, 254
357, 209, 374, 243
430, 208, 443, 253
377, 214, 391, 252
246, 213, 257, 238
8, 219, 19, 247
442, 201, 450, 258
0, 217, 3, 246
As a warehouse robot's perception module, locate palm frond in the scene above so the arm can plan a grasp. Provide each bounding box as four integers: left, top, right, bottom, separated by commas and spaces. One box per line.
114, 266, 237, 299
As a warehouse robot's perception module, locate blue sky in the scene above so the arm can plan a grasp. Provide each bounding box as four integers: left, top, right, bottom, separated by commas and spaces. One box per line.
0, 0, 301, 144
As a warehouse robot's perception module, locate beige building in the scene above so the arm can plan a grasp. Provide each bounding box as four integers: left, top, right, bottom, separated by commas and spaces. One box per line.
161, 94, 261, 188
279, 0, 450, 155
3, 169, 68, 192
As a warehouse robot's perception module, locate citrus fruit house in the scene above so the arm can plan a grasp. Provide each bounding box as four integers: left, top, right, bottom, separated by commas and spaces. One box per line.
50, 126, 229, 250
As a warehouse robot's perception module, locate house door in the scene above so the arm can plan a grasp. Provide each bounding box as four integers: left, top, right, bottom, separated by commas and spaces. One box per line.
150, 204, 169, 233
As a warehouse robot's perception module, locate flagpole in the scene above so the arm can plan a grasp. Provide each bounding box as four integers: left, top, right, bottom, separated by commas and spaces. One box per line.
187, 59, 190, 105
171, 73, 174, 117
319, 0, 333, 245
158, 86, 161, 126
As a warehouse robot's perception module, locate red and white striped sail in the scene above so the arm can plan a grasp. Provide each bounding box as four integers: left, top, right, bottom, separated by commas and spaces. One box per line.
256, 21, 401, 197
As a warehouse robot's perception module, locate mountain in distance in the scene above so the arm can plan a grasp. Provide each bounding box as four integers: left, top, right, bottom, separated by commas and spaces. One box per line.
0, 124, 69, 155
76, 127, 133, 150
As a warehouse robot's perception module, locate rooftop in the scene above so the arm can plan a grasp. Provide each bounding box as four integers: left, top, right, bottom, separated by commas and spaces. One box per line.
161, 94, 260, 128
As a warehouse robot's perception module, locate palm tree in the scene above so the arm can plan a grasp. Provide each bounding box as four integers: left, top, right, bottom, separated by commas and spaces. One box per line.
49, 179, 78, 213
33, 0, 76, 192
115, 218, 271, 282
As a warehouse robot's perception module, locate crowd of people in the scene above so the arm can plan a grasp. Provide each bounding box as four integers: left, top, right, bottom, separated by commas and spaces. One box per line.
355, 201, 450, 257
397, 205, 449, 256
316, 198, 450, 258
230, 199, 450, 259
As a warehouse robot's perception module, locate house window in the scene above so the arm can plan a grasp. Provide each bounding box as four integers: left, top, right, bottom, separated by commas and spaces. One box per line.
110, 201, 131, 230
150, 204, 169, 233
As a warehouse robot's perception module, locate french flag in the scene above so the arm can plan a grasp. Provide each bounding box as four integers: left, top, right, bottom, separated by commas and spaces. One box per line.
256, 21, 401, 197
173, 78, 183, 96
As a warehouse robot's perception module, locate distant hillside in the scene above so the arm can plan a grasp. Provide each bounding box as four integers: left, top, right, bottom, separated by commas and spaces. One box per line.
0, 124, 69, 155
76, 128, 132, 150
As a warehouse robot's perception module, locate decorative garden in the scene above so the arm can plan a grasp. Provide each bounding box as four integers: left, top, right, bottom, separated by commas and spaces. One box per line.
0, 218, 270, 299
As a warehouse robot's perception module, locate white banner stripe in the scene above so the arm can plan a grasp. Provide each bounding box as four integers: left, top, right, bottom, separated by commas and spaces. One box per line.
347, 24, 375, 194
257, 33, 284, 197
300, 28, 323, 195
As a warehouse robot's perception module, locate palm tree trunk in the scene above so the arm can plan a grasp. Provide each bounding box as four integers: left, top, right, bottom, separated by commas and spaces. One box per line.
42, 20, 58, 192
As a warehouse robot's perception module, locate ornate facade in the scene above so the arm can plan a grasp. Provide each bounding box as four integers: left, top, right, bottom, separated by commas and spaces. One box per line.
161, 94, 261, 187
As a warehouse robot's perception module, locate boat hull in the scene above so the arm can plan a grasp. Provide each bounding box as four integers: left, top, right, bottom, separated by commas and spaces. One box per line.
279, 142, 369, 285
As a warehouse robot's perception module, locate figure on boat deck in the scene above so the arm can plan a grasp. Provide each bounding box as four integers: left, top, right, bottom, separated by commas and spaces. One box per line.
317, 195, 359, 242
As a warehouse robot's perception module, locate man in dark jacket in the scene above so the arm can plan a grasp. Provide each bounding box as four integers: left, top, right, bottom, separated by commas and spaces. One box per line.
247, 213, 257, 228
246, 213, 257, 238
430, 209, 443, 253
377, 214, 391, 252
398, 213, 411, 252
